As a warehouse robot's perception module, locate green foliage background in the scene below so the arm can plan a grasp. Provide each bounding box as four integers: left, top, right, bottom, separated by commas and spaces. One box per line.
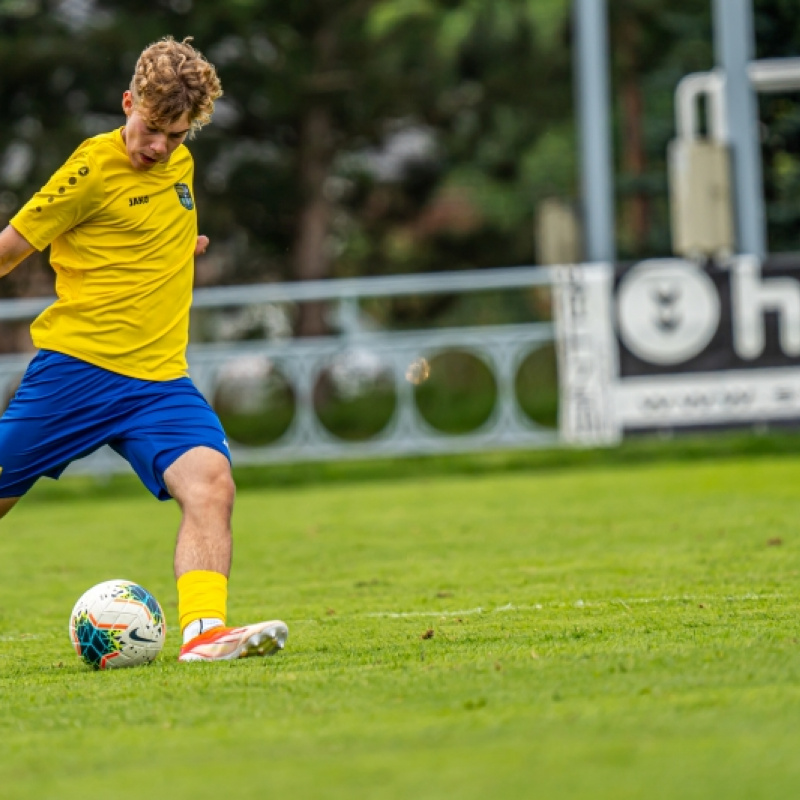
0, 0, 797, 305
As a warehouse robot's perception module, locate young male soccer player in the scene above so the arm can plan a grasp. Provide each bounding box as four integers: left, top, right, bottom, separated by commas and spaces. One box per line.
0, 37, 288, 662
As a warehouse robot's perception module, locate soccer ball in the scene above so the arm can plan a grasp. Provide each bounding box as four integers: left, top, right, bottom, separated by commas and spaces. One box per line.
69, 579, 166, 670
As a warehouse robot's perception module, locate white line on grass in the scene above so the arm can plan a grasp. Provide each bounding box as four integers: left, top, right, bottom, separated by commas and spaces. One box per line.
366, 607, 488, 618
361, 593, 785, 619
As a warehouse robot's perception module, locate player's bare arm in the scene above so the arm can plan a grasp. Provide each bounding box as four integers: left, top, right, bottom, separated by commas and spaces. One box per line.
0, 225, 34, 279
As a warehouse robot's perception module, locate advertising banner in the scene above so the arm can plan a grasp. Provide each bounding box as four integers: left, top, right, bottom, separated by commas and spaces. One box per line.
553, 255, 800, 443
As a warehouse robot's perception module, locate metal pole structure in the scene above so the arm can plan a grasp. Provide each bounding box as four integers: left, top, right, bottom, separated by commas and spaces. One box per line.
573, 0, 615, 263
713, 0, 766, 258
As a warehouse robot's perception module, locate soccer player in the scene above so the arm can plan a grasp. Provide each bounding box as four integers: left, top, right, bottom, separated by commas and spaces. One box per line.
0, 37, 288, 663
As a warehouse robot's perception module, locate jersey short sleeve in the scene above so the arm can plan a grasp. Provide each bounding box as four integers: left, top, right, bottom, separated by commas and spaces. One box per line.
10, 145, 103, 252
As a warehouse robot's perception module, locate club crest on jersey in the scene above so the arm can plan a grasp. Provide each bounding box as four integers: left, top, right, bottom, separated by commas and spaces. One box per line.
174, 183, 194, 210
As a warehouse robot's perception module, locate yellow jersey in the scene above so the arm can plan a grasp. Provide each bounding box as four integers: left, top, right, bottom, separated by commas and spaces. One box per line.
11, 128, 197, 381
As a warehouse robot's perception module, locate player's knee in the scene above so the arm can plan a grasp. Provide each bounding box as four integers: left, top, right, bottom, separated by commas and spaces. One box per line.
211, 467, 236, 509
194, 462, 235, 512
170, 451, 235, 514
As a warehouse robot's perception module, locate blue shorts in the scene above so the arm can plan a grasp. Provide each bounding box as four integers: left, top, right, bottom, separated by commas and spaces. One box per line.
0, 350, 231, 500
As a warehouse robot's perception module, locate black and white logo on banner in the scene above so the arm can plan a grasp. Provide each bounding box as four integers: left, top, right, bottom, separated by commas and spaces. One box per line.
616, 259, 720, 366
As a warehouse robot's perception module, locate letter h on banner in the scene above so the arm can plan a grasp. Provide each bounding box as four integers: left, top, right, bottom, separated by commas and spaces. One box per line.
731, 255, 800, 359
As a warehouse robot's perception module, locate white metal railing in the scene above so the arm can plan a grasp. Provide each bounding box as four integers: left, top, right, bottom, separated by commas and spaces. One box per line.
0, 265, 560, 474
0, 264, 554, 318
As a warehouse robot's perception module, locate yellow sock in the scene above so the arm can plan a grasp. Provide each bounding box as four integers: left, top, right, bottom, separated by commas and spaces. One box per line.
177, 570, 228, 633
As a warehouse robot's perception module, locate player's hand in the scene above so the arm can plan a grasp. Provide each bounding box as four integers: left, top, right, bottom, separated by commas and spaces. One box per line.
195, 235, 209, 256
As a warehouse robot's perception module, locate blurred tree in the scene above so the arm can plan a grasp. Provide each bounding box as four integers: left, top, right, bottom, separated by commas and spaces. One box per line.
607, 0, 712, 260
5, 0, 795, 341
0, 0, 578, 334
341, 0, 576, 326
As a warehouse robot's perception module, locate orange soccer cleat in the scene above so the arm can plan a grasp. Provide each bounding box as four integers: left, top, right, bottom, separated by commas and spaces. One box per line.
178, 620, 289, 662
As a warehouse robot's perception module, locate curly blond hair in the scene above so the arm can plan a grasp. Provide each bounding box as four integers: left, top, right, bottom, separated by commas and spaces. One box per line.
130, 36, 223, 136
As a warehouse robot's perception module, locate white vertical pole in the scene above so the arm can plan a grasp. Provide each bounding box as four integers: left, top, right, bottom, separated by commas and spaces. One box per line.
713, 0, 766, 258
573, 0, 615, 263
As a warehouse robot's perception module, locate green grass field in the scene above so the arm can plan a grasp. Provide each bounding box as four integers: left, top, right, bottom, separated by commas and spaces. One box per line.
2, 443, 800, 798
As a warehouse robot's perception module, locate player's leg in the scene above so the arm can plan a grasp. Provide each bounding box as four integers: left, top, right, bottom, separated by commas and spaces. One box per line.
0, 497, 19, 519
111, 379, 288, 662
163, 445, 234, 578
162, 445, 287, 662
